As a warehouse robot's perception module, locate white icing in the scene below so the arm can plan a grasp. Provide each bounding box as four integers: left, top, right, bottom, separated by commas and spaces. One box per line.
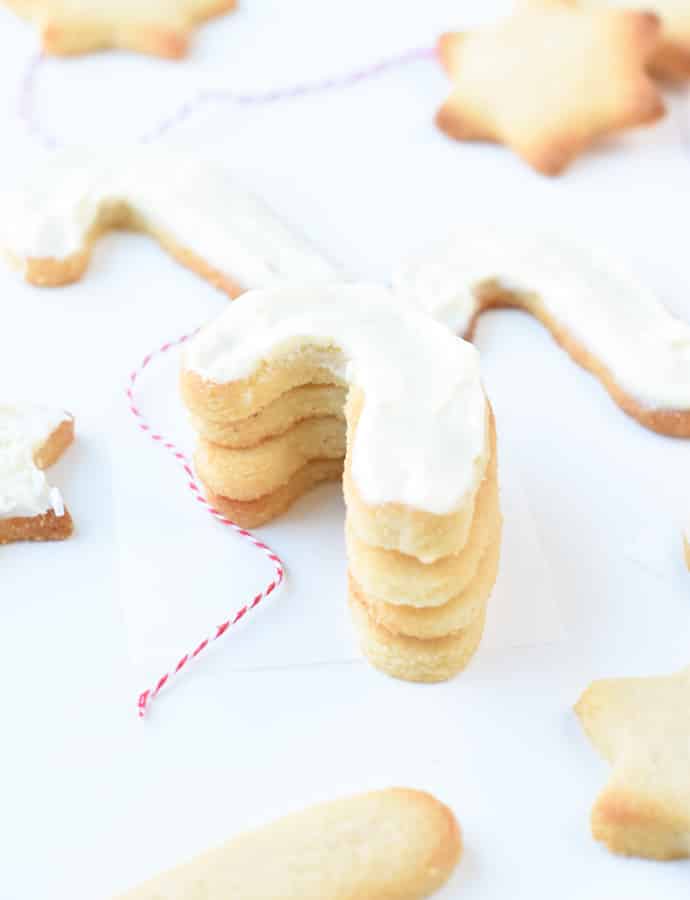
184, 284, 487, 515
0, 406, 70, 519
1, 146, 338, 289
394, 226, 690, 411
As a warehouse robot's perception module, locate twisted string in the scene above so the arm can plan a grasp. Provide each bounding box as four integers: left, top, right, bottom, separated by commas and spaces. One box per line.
18, 45, 437, 148
126, 330, 285, 717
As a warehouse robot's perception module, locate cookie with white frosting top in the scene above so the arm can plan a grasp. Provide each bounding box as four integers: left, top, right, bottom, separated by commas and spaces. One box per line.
394, 225, 690, 437
0, 405, 74, 544
181, 283, 502, 683
1, 147, 337, 297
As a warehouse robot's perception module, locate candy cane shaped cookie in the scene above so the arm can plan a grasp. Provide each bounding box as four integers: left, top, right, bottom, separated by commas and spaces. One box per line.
1, 147, 337, 296
394, 226, 690, 437
181, 283, 501, 683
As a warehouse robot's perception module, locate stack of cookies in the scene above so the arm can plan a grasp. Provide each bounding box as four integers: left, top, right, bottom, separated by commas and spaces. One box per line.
181, 284, 502, 683
185, 384, 347, 528
346, 407, 501, 683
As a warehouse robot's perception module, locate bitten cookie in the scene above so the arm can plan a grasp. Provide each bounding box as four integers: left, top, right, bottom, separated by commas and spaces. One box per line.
2, 0, 236, 58
115, 788, 462, 899
181, 284, 502, 683
436, 0, 664, 174
394, 225, 690, 437
0, 405, 74, 544
0, 147, 336, 296
575, 665, 690, 859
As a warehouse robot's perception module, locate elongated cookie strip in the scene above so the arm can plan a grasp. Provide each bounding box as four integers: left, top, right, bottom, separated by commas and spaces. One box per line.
1, 146, 337, 294
394, 226, 690, 436
115, 788, 461, 899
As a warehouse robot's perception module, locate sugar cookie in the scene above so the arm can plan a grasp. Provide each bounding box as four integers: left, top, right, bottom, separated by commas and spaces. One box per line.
2, 0, 236, 58
346, 445, 499, 609
0, 405, 74, 544
1, 147, 337, 295
436, 1, 664, 174
394, 226, 690, 437
575, 665, 690, 859
578, 1, 690, 79
349, 588, 488, 684
115, 787, 461, 899
181, 284, 501, 682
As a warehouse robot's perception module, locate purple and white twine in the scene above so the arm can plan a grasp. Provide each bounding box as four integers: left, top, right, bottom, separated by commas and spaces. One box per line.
19, 45, 437, 150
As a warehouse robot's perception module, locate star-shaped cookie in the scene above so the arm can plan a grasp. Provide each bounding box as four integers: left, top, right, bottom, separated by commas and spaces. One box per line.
576, 665, 690, 859
587, 1, 690, 80
0, 405, 74, 544
436, 1, 665, 175
2, 0, 236, 58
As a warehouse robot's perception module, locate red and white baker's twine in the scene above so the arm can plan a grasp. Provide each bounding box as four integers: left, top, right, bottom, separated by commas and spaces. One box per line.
19, 45, 436, 149
127, 330, 285, 718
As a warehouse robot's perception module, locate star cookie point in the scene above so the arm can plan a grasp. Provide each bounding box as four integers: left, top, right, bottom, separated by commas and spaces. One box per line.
436, 2, 665, 174
2, 0, 237, 58
576, 666, 690, 859
587, 1, 690, 80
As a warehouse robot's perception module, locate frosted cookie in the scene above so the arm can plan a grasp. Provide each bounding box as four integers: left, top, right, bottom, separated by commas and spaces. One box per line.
0, 405, 74, 544
1, 147, 336, 296
115, 788, 461, 899
182, 284, 502, 682
582, 1, 690, 80
346, 445, 499, 611
394, 226, 690, 437
575, 665, 690, 859
436, 1, 664, 174
2, 0, 236, 58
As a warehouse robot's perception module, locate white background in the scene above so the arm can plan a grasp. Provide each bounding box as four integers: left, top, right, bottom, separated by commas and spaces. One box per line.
1, 1, 689, 898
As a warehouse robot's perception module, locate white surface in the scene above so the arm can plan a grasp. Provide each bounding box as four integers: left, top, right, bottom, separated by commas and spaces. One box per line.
0, 1, 689, 898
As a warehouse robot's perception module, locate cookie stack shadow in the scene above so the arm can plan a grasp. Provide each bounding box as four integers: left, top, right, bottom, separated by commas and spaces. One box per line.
182, 366, 501, 683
